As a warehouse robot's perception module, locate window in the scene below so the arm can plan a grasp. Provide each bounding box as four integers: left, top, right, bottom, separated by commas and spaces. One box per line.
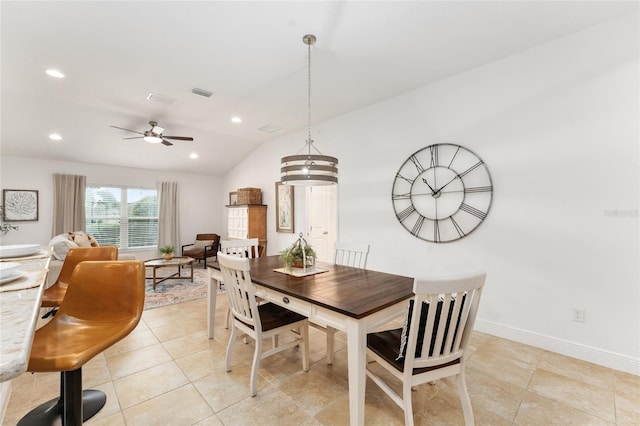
85, 186, 158, 249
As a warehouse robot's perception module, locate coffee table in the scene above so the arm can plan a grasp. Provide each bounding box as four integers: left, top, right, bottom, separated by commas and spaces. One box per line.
144, 256, 194, 290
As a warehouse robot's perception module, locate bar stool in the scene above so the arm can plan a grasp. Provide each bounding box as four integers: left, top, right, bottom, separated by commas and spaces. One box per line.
41, 246, 118, 318
18, 260, 145, 426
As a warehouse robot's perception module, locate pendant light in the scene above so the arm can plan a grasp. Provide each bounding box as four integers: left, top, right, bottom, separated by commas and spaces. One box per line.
281, 34, 338, 185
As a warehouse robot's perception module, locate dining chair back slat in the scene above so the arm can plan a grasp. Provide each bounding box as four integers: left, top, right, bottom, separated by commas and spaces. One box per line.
220, 238, 260, 259
219, 254, 258, 330
334, 241, 370, 268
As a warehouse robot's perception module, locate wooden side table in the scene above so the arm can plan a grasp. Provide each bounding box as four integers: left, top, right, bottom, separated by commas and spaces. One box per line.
144, 256, 194, 290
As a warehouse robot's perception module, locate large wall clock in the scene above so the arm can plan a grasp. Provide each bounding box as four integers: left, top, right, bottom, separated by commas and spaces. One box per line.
391, 143, 493, 243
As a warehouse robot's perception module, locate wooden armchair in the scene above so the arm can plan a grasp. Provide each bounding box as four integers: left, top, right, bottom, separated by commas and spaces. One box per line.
181, 233, 220, 268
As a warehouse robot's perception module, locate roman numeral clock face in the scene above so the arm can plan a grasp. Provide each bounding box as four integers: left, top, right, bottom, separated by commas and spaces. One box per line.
392, 144, 493, 243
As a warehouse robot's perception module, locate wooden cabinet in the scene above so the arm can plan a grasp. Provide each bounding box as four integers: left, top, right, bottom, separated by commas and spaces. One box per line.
226, 205, 267, 254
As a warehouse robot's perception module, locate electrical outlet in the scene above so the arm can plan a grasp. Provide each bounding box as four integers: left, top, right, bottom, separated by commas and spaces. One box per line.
572, 308, 585, 323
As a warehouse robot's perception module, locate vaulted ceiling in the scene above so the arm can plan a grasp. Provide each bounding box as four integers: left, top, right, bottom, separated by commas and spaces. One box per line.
1, 1, 634, 175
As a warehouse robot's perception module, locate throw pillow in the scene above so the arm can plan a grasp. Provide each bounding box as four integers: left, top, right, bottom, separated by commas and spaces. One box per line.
193, 240, 214, 250
68, 231, 100, 247
69, 231, 90, 247
396, 293, 466, 360
86, 234, 100, 247
50, 235, 79, 261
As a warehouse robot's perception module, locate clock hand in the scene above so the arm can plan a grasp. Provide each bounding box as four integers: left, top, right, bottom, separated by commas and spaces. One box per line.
433, 175, 458, 195
422, 178, 437, 195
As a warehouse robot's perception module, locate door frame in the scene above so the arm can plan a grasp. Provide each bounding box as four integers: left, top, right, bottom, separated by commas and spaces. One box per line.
305, 185, 338, 262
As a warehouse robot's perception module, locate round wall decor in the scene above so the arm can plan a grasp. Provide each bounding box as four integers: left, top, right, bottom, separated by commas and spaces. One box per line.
391, 143, 493, 243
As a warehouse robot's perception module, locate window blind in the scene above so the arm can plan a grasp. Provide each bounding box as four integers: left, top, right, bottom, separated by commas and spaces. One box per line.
85, 186, 158, 249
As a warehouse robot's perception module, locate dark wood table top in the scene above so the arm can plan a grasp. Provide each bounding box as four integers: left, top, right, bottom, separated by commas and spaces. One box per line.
245, 255, 414, 319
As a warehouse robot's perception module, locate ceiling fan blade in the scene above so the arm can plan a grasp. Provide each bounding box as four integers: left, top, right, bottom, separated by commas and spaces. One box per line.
110, 125, 144, 135
162, 136, 193, 141
161, 140, 173, 146
122, 136, 144, 140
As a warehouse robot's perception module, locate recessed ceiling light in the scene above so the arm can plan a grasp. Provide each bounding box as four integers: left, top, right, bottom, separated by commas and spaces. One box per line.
49, 133, 62, 141
45, 69, 65, 78
189, 153, 199, 159
231, 116, 242, 124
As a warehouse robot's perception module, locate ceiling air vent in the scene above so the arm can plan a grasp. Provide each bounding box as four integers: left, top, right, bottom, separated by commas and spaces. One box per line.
258, 125, 281, 134
191, 88, 213, 98
146, 93, 175, 104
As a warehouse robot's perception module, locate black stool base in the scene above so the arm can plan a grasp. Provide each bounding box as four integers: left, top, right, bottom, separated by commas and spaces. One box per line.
17, 389, 106, 426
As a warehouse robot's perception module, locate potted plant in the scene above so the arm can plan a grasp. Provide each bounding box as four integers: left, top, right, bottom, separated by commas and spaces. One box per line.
159, 245, 175, 260
279, 235, 316, 269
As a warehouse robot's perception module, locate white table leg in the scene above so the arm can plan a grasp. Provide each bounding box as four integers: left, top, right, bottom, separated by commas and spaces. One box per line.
346, 318, 366, 426
207, 268, 218, 339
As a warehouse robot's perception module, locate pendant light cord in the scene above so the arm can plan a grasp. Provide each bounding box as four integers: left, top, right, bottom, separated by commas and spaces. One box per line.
307, 38, 312, 156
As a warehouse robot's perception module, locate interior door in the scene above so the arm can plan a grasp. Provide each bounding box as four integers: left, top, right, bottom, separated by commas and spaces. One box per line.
305, 185, 337, 262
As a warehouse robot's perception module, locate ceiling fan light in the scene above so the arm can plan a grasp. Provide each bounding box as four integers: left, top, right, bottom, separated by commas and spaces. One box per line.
144, 135, 162, 144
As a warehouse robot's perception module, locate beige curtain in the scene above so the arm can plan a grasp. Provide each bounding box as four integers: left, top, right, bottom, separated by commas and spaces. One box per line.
157, 181, 179, 250
51, 173, 86, 237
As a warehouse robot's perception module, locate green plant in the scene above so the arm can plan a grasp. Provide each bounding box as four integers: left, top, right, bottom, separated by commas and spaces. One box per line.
159, 245, 174, 255
279, 241, 316, 268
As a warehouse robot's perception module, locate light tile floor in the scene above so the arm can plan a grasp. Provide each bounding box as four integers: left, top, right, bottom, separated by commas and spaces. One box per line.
4, 293, 639, 425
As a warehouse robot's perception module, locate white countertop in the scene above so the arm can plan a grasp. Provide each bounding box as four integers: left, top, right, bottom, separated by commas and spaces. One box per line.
0, 254, 50, 382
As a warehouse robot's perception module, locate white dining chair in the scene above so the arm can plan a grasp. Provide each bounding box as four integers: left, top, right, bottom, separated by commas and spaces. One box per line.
219, 253, 309, 396
313, 241, 370, 364
208, 238, 260, 290
218, 238, 261, 329
365, 272, 486, 426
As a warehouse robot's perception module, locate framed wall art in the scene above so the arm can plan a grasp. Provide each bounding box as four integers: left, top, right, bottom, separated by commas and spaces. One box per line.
3, 189, 39, 221
275, 182, 294, 233
229, 191, 238, 206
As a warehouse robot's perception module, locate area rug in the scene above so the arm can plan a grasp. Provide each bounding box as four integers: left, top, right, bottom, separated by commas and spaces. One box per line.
144, 267, 212, 310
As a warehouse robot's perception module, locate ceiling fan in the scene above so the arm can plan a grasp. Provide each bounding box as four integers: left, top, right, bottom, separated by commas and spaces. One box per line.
110, 121, 193, 146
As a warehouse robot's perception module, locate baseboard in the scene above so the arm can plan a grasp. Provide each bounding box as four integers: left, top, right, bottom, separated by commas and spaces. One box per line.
475, 319, 640, 376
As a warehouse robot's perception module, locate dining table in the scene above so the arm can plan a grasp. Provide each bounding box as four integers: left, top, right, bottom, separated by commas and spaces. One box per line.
207, 255, 414, 426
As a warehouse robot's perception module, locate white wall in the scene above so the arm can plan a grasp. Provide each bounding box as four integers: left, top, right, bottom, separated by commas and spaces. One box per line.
0, 157, 224, 259
223, 14, 639, 374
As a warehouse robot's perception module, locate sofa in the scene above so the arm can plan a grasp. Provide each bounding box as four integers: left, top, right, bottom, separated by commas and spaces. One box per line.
47, 231, 136, 285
